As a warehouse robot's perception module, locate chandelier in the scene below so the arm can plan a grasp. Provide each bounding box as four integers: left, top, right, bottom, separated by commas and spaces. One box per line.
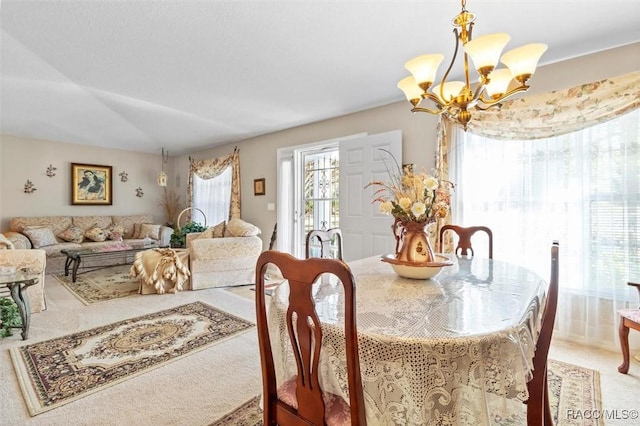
397, 0, 547, 129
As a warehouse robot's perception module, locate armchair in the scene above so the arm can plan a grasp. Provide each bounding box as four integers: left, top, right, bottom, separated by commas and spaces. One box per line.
0, 249, 47, 313
186, 232, 262, 289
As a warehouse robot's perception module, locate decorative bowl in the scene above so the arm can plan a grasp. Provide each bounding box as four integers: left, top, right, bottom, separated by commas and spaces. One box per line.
381, 254, 454, 280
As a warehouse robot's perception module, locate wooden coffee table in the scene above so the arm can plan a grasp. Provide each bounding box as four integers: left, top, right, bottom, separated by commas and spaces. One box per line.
61, 243, 166, 283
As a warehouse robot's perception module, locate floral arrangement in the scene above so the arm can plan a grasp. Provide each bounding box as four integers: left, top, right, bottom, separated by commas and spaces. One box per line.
366, 151, 454, 224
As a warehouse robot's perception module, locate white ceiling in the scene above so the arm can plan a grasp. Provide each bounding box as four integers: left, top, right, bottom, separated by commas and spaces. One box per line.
2, 1, 639, 155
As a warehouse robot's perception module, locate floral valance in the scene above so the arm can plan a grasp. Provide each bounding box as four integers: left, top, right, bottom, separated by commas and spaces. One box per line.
466, 71, 640, 140
187, 148, 241, 219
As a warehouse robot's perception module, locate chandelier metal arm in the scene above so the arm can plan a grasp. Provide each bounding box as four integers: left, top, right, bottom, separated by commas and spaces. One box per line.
476, 84, 530, 108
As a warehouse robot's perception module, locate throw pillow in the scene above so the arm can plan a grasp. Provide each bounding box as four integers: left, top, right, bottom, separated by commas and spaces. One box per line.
139, 223, 160, 240
23, 226, 58, 248
104, 224, 125, 241
0, 233, 15, 250
84, 226, 107, 242
226, 218, 261, 237
58, 225, 85, 243
212, 221, 226, 238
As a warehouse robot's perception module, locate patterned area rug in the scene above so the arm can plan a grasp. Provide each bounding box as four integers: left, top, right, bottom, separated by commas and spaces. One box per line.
209, 360, 602, 426
10, 301, 254, 416
52, 265, 138, 305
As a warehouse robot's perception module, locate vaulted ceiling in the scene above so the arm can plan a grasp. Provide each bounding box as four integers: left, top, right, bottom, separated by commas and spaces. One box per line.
2, 1, 639, 155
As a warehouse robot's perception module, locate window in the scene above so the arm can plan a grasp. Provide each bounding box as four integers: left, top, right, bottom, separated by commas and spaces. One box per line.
192, 166, 232, 226
452, 109, 639, 300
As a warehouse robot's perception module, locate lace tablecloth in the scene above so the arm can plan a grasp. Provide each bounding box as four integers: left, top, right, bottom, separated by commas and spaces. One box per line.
267, 255, 547, 425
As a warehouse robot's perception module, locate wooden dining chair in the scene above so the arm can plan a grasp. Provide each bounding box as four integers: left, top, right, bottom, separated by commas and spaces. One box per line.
439, 224, 493, 259
617, 281, 640, 374
255, 251, 366, 425
526, 241, 559, 426
305, 228, 344, 260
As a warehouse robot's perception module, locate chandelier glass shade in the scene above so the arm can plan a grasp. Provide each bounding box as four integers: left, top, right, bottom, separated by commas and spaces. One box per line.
397, 0, 547, 129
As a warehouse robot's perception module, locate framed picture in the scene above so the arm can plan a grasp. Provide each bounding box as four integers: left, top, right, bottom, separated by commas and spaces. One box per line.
71, 163, 113, 205
254, 178, 265, 196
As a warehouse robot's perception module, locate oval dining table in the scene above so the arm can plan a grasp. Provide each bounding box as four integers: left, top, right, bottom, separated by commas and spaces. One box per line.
267, 254, 549, 425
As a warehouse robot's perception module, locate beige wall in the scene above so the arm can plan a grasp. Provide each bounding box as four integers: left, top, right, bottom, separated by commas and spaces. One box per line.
180, 43, 640, 248
0, 136, 175, 230
2, 43, 638, 247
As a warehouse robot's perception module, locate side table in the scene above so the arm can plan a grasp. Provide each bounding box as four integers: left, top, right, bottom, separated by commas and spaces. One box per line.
0, 269, 39, 340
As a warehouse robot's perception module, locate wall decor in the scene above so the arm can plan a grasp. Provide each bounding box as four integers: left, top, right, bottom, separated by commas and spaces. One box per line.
24, 180, 37, 193
135, 187, 144, 197
254, 178, 265, 196
46, 164, 57, 177
71, 163, 112, 205
119, 171, 128, 182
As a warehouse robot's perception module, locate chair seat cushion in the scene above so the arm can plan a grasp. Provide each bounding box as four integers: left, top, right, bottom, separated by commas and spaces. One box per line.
277, 377, 351, 426
618, 308, 640, 323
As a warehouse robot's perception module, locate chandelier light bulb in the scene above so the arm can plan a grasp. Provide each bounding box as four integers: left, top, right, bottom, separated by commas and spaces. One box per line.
501, 43, 548, 84
432, 81, 466, 104
484, 68, 514, 98
463, 32, 511, 78
405, 54, 445, 91
397, 76, 424, 105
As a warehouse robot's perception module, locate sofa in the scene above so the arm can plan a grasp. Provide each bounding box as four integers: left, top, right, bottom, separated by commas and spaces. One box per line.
2, 214, 172, 275
186, 218, 263, 289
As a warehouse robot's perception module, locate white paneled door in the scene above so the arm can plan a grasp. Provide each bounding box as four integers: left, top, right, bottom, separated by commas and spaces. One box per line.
339, 130, 402, 261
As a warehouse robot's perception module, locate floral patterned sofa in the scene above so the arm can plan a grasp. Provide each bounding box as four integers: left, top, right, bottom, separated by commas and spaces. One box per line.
2, 215, 172, 275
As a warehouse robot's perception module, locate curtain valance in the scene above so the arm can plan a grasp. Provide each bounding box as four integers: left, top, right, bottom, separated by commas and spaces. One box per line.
466, 71, 640, 140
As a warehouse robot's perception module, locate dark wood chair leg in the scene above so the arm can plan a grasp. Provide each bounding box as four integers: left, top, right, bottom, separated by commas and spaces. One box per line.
618, 318, 630, 374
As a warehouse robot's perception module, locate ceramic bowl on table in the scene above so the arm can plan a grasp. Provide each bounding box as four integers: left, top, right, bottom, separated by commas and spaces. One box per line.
381, 254, 454, 279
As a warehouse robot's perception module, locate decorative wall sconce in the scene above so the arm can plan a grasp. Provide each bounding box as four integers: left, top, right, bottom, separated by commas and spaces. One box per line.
24, 180, 37, 193
46, 164, 57, 177
157, 147, 168, 187
135, 187, 144, 197
119, 171, 128, 182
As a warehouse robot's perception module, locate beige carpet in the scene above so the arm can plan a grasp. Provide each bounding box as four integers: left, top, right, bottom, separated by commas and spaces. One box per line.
10, 301, 254, 416
52, 265, 138, 305
210, 359, 603, 426
1, 273, 638, 426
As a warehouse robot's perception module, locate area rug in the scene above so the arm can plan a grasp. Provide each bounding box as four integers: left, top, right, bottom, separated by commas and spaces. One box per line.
52, 265, 138, 305
10, 301, 254, 416
209, 359, 602, 426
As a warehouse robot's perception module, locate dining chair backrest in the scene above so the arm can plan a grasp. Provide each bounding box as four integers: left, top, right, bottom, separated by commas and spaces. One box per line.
526, 240, 559, 425
439, 224, 493, 259
305, 228, 344, 260
255, 250, 366, 426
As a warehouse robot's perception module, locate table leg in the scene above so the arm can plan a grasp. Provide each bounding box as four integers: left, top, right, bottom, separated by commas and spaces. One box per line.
72, 257, 81, 283
64, 256, 73, 276
9, 282, 32, 340
618, 318, 630, 374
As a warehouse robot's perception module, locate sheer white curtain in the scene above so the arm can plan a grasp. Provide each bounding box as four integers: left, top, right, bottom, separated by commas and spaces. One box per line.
192, 166, 232, 226
450, 109, 640, 350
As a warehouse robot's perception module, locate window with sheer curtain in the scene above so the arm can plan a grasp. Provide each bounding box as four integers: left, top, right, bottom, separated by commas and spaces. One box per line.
192, 166, 232, 226
450, 108, 639, 347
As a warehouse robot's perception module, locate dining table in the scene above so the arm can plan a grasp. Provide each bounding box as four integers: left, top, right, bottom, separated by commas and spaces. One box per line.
267, 254, 548, 425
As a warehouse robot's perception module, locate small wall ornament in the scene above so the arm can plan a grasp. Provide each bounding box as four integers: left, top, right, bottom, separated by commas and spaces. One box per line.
135, 187, 144, 197
119, 171, 128, 182
46, 164, 57, 177
24, 180, 37, 193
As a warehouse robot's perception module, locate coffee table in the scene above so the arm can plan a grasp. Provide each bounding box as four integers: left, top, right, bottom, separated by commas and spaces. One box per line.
61, 242, 166, 283
0, 269, 40, 340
